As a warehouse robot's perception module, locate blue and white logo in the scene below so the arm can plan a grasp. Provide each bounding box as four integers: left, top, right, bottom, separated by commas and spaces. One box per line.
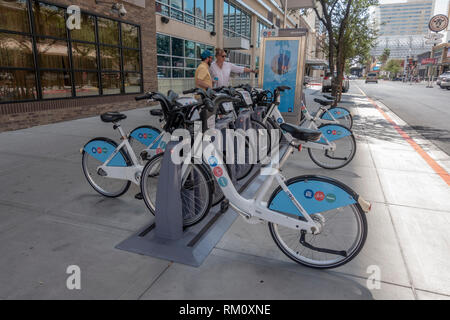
208, 156, 218, 167
304, 189, 314, 199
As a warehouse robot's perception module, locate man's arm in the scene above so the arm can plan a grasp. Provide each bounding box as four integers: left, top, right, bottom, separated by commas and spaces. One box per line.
230, 63, 257, 74
195, 78, 211, 90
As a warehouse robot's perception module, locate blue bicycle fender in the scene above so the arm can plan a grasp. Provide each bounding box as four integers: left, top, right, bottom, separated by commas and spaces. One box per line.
130, 127, 162, 148
269, 179, 356, 216
321, 107, 350, 121
84, 140, 127, 167
318, 124, 352, 143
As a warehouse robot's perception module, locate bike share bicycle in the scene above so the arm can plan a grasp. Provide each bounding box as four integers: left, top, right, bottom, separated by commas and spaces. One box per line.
144, 86, 371, 269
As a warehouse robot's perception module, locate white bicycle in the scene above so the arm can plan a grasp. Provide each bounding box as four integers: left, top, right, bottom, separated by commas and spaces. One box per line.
199, 91, 370, 269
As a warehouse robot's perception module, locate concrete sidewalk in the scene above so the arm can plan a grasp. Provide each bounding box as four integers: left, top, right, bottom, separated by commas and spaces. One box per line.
0, 85, 449, 300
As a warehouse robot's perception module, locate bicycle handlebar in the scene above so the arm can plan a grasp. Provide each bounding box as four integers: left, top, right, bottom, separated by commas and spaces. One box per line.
135, 93, 152, 101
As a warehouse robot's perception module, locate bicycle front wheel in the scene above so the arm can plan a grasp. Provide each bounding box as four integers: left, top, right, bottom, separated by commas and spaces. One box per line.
140, 153, 212, 227
267, 176, 367, 269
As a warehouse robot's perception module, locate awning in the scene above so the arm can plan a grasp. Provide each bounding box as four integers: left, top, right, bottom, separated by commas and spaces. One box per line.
306, 58, 328, 66
283, 0, 316, 10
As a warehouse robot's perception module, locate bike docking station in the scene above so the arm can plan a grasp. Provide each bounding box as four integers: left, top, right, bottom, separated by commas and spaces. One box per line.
116, 108, 262, 267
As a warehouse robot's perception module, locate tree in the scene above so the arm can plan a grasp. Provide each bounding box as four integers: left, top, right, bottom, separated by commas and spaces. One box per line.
313, 0, 378, 103
383, 59, 402, 78
379, 48, 390, 65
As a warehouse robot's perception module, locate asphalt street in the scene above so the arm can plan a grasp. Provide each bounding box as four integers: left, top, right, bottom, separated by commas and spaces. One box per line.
354, 80, 450, 155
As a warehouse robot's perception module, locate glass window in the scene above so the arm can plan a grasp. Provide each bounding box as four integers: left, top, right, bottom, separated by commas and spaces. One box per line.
185, 59, 196, 68
121, 24, 139, 49
0, 0, 30, 33
171, 0, 182, 10
100, 46, 121, 71
171, 8, 183, 21
157, 34, 170, 55
124, 72, 141, 93
206, 0, 214, 23
102, 72, 122, 95
98, 18, 119, 45
172, 68, 184, 78
0, 2, 142, 102
157, 55, 170, 67
71, 42, 98, 70
185, 40, 195, 58
0, 33, 34, 68
157, 67, 171, 78
70, 13, 96, 43
172, 37, 184, 57
37, 38, 70, 70
195, 0, 204, 18
223, 1, 229, 31
33, 2, 66, 38
184, 0, 194, 14
172, 57, 184, 67
40, 71, 72, 99
185, 69, 195, 78
0, 69, 36, 101
123, 49, 140, 72
74, 71, 99, 96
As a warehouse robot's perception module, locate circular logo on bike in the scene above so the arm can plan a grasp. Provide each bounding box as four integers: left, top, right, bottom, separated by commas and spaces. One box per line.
218, 177, 228, 187
304, 189, 314, 199
326, 193, 336, 203
102, 147, 108, 154
332, 130, 337, 135
91, 147, 97, 154
143, 133, 147, 139
156, 148, 163, 154
314, 191, 325, 201
208, 156, 218, 167
138, 133, 143, 138
327, 130, 332, 135
213, 167, 223, 177
277, 118, 283, 123
97, 147, 102, 154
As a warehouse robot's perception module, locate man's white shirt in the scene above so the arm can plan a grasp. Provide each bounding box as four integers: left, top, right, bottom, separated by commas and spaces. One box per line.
209, 61, 245, 87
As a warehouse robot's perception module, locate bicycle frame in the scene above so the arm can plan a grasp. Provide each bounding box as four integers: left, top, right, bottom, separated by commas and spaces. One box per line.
262, 95, 336, 152
201, 139, 321, 234
98, 125, 144, 185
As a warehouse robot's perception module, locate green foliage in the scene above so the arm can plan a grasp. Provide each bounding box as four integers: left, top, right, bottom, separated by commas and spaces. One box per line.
383, 59, 402, 77
379, 48, 390, 65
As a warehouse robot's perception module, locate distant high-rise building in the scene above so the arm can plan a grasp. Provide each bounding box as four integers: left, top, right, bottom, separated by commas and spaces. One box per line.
377, 0, 435, 36
372, 0, 437, 59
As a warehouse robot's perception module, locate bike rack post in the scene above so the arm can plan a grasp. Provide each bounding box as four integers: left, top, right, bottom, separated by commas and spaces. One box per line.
153, 140, 183, 240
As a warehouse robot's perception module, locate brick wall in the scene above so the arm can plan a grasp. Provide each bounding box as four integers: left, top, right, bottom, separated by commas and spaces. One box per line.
0, 0, 157, 133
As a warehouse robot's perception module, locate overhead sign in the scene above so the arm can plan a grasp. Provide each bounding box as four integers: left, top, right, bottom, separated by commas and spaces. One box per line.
428, 14, 449, 32
421, 58, 436, 65
424, 33, 444, 40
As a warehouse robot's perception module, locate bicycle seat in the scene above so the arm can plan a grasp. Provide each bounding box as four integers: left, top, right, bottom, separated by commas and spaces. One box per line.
314, 98, 333, 106
100, 112, 127, 123
280, 123, 321, 142
150, 109, 163, 117
323, 94, 335, 100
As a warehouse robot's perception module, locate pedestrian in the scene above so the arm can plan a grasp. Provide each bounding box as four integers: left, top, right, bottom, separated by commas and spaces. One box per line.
210, 48, 257, 87
194, 50, 214, 90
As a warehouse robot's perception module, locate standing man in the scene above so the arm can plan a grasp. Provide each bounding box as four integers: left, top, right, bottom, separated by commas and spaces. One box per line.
195, 50, 214, 90
210, 48, 257, 87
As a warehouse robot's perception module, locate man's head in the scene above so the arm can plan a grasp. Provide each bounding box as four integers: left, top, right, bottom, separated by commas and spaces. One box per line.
201, 50, 213, 66
215, 48, 227, 63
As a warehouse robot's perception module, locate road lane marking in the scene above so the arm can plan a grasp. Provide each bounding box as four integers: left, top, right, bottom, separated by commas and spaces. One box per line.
356, 85, 450, 186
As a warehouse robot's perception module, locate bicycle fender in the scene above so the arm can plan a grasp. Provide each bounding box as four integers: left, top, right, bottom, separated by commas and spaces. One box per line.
83, 139, 127, 167
268, 176, 357, 216
129, 126, 162, 149
317, 124, 352, 143
320, 107, 351, 120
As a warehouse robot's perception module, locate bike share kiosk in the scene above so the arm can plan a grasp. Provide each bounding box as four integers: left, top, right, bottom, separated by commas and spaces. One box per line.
259, 28, 308, 125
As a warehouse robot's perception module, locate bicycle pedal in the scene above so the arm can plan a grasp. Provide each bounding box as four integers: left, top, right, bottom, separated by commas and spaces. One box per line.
220, 199, 230, 213
134, 193, 143, 200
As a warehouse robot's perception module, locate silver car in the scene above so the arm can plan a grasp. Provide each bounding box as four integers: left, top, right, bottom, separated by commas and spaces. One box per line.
437, 72, 450, 88
322, 72, 350, 93
440, 75, 450, 90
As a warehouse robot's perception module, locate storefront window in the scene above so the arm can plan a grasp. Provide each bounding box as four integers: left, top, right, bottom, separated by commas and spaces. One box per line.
157, 33, 213, 78
0, 1, 143, 103
155, 0, 215, 32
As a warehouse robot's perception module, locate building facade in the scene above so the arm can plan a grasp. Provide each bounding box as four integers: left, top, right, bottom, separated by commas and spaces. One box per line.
0, 0, 322, 132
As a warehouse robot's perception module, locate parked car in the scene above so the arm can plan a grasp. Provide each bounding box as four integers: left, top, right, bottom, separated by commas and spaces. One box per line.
440, 74, 450, 90
348, 75, 358, 80
321, 72, 349, 93
437, 72, 450, 87
365, 72, 378, 83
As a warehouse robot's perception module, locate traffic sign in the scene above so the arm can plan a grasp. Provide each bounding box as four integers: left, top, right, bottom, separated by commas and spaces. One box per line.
425, 39, 442, 45
429, 14, 449, 32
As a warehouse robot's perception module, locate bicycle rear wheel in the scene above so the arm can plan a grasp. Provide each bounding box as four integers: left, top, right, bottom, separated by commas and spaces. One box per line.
140, 153, 212, 227
129, 125, 162, 165
82, 138, 131, 197
267, 176, 367, 269
308, 124, 356, 169
320, 107, 353, 129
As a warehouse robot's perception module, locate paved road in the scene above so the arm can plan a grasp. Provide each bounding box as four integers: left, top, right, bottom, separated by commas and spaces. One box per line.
353, 80, 450, 155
